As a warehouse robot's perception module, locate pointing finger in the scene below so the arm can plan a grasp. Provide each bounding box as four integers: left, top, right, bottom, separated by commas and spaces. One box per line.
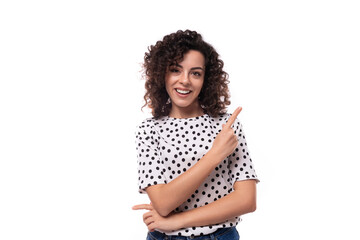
224, 107, 242, 128
132, 204, 153, 211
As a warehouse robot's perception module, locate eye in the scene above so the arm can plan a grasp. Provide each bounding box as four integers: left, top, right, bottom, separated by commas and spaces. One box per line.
192, 71, 202, 77
169, 68, 180, 73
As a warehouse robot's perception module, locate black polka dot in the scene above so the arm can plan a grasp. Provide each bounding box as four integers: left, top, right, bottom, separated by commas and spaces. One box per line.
135, 113, 258, 236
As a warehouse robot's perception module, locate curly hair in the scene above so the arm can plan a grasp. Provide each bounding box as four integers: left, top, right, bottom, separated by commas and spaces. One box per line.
142, 30, 230, 118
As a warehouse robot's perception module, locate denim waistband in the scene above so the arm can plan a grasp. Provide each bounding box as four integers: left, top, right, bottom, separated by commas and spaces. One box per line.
148, 227, 235, 240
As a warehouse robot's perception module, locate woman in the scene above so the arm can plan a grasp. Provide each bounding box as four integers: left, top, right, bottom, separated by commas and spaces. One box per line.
133, 30, 259, 240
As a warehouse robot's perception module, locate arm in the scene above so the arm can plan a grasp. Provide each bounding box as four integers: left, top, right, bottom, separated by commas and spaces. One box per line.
145, 107, 243, 217
135, 179, 257, 232
176, 179, 256, 228
145, 149, 222, 216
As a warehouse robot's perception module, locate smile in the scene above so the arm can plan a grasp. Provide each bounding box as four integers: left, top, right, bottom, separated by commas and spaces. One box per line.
175, 88, 191, 95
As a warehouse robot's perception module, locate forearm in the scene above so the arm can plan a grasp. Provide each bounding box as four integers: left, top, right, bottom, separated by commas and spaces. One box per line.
175, 180, 257, 228
146, 149, 223, 216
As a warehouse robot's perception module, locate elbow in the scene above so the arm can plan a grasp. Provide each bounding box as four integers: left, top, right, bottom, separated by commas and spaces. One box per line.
249, 202, 257, 213
151, 201, 173, 217
160, 211, 171, 217
157, 207, 172, 217
155, 204, 171, 217
248, 198, 257, 213
145, 185, 173, 217
241, 198, 256, 214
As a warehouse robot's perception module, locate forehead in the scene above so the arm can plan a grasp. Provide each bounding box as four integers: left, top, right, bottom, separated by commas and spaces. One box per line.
172, 50, 205, 67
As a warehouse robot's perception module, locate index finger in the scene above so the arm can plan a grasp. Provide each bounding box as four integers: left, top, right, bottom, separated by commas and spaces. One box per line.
132, 204, 153, 211
224, 107, 242, 128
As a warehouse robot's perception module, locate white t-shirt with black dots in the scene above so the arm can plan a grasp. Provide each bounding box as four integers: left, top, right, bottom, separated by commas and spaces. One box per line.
135, 113, 259, 237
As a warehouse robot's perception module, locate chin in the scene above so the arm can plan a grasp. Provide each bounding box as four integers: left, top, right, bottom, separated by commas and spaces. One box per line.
172, 102, 192, 108
172, 99, 198, 109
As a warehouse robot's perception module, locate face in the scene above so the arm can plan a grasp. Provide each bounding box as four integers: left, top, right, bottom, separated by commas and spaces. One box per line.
165, 50, 205, 117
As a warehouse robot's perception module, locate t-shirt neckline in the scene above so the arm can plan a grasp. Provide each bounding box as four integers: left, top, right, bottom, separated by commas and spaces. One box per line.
166, 113, 208, 121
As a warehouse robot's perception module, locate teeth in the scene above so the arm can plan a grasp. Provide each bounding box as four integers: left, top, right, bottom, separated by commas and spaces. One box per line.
176, 89, 191, 94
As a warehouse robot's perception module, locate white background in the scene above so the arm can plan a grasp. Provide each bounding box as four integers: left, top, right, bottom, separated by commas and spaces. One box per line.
1, 0, 359, 239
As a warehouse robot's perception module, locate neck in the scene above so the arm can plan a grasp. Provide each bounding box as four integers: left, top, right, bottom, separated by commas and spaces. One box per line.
169, 105, 204, 119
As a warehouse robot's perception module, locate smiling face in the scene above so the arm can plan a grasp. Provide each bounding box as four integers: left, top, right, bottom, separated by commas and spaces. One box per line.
165, 50, 205, 118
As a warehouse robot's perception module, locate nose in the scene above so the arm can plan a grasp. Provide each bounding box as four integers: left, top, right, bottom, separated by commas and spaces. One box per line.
179, 72, 190, 85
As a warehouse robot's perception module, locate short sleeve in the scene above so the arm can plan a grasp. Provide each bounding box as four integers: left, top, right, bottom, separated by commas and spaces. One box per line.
135, 120, 167, 194
228, 119, 259, 186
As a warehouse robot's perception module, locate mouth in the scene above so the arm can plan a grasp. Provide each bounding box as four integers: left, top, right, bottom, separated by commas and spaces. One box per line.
175, 88, 192, 95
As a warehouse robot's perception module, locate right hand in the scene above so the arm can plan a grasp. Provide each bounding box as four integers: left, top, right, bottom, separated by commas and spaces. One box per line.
211, 107, 242, 160
132, 203, 183, 232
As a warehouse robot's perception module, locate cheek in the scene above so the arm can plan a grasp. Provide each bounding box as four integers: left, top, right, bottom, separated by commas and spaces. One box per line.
165, 84, 171, 96
164, 77, 172, 92
165, 75, 176, 88
195, 79, 204, 92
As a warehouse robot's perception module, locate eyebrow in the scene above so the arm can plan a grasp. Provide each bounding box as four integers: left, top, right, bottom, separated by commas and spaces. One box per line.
170, 63, 204, 71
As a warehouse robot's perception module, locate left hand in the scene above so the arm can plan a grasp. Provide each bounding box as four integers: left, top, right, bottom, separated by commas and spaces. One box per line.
132, 203, 182, 232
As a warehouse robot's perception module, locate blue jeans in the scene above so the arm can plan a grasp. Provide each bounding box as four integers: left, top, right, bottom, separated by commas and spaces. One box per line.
146, 227, 239, 240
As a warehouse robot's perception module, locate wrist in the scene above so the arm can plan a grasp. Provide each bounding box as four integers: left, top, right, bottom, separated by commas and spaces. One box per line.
175, 211, 191, 229
208, 148, 225, 164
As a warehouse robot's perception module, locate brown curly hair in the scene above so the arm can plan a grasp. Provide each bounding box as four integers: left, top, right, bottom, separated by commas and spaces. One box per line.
142, 30, 230, 118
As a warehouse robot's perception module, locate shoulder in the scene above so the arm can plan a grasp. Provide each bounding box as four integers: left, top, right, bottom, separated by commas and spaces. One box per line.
136, 117, 165, 137
136, 118, 156, 136
210, 112, 241, 124
136, 117, 155, 130
136, 116, 167, 128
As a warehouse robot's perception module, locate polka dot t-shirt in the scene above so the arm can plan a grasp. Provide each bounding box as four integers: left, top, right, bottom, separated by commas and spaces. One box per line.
135, 113, 259, 237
